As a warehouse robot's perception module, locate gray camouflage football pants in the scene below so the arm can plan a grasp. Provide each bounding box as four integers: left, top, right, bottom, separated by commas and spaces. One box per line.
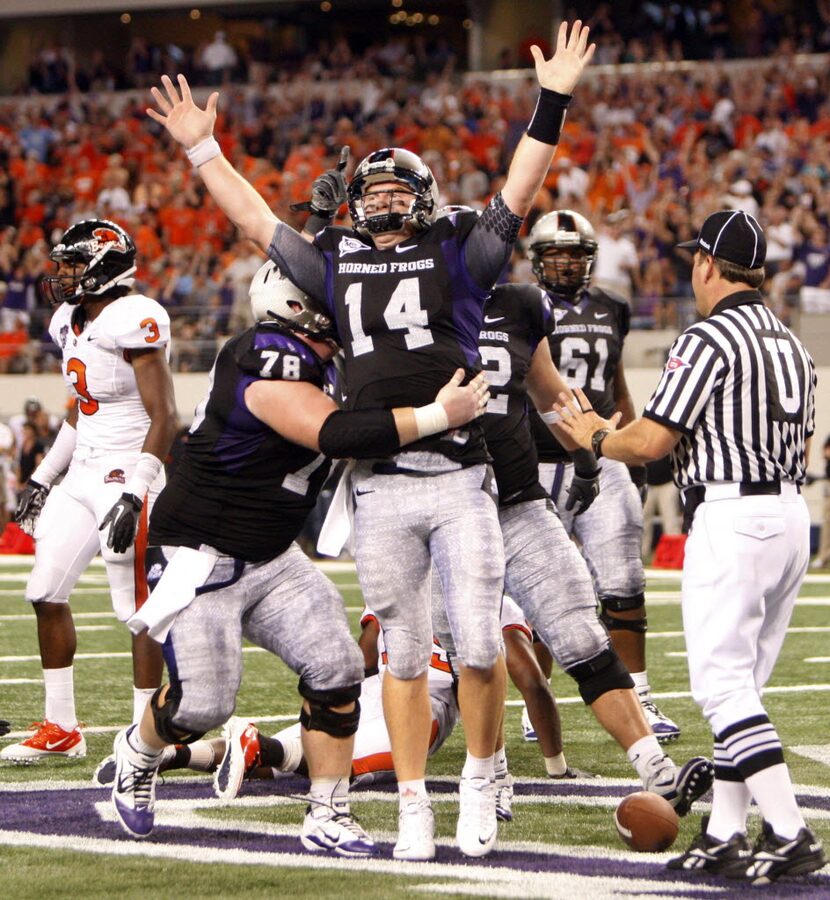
539, 457, 645, 604
351, 462, 505, 679
164, 543, 363, 734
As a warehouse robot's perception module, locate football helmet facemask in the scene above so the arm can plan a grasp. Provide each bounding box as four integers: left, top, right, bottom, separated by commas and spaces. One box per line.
249, 261, 338, 343
40, 219, 137, 306
527, 209, 597, 297
347, 148, 439, 237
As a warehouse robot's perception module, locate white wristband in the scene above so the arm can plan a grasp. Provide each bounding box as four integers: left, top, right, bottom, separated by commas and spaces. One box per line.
31, 421, 77, 487
413, 402, 450, 439
125, 452, 164, 501
186, 136, 221, 168
540, 409, 561, 425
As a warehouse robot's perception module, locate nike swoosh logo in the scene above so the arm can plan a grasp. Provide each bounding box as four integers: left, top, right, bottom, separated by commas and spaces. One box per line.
395, 244, 417, 253
483, 316, 504, 324
45, 740, 69, 750
594, 313, 608, 319
355, 488, 374, 496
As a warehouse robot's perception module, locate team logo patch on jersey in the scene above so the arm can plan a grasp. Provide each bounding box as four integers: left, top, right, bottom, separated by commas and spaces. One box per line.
104, 468, 126, 484
338, 236, 372, 257
553, 308, 568, 323
665, 356, 691, 372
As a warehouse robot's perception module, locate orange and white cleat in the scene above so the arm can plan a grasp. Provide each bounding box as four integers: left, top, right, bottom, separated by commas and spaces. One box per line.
0, 720, 86, 761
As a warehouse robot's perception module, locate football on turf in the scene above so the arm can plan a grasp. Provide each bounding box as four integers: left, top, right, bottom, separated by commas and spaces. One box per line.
614, 791, 679, 852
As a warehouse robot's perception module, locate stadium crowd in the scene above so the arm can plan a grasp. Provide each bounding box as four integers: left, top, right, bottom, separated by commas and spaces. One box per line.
1, 24, 830, 375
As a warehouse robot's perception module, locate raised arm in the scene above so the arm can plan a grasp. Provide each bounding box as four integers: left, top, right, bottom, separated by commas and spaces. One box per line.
147, 75, 279, 253
501, 21, 595, 218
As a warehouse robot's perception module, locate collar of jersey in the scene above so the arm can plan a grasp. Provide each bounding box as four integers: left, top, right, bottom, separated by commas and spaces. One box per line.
711, 289, 763, 316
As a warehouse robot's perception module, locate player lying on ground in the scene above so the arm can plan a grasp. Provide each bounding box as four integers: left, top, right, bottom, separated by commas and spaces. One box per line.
107, 264, 488, 859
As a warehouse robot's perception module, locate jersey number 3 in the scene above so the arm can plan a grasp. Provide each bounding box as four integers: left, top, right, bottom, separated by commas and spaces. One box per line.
66, 358, 99, 416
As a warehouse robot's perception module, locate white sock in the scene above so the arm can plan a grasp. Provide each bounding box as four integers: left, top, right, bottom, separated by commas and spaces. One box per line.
706, 778, 752, 840
43, 666, 76, 731
545, 752, 568, 777
126, 724, 162, 762
461, 751, 495, 781
494, 745, 508, 778
631, 671, 650, 699
309, 777, 349, 815
745, 763, 806, 840
398, 778, 429, 807
627, 734, 667, 785
186, 740, 216, 772
132, 686, 156, 725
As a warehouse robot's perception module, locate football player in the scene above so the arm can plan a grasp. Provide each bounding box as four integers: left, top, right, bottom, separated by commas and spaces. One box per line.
1, 220, 177, 763
527, 210, 681, 741
146, 20, 595, 860
107, 264, 488, 857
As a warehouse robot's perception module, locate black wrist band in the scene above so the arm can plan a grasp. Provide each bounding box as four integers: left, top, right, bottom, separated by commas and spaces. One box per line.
591, 428, 611, 459
527, 88, 572, 145
304, 211, 334, 235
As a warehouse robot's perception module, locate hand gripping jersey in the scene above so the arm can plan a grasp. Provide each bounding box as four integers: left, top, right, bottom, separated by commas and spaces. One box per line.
531, 285, 630, 462
479, 283, 557, 506
149, 323, 335, 561
312, 212, 489, 465
49, 296, 171, 452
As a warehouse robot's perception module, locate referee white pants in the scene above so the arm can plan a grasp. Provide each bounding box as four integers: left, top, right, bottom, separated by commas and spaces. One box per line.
681, 485, 809, 736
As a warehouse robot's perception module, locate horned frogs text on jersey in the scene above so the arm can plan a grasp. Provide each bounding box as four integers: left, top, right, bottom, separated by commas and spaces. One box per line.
532, 285, 630, 462
49, 295, 171, 452
480, 283, 556, 506
312, 212, 489, 465
149, 323, 335, 562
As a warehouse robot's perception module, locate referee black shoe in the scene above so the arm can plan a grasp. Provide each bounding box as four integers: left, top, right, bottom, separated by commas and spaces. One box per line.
667, 816, 751, 874
728, 820, 827, 885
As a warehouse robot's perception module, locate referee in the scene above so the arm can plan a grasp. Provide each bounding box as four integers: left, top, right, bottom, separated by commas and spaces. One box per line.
552, 209, 826, 885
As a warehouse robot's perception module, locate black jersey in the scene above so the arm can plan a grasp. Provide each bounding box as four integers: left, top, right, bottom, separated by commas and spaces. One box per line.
532, 285, 630, 463
480, 283, 556, 507
313, 212, 489, 465
149, 323, 334, 562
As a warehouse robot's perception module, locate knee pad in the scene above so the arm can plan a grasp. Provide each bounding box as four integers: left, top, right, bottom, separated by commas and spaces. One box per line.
600, 610, 648, 635
565, 647, 634, 706
298, 679, 361, 737
150, 685, 206, 745
600, 593, 647, 634
600, 592, 645, 614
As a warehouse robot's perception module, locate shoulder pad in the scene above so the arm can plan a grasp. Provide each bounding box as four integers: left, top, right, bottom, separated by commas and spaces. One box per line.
235, 324, 324, 384
97, 294, 171, 350
586, 285, 629, 309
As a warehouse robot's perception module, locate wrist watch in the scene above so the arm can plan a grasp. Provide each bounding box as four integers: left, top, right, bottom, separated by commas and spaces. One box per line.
591, 427, 611, 459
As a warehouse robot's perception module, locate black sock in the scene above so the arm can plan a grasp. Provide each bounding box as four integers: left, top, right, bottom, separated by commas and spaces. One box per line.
257, 735, 285, 769
160, 745, 191, 773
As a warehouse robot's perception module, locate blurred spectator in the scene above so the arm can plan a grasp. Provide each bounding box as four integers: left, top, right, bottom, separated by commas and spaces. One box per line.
16, 421, 44, 493
812, 435, 830, 569
201, 31, 238, 85
593, 211, 639, 301
642, 455, 682, 562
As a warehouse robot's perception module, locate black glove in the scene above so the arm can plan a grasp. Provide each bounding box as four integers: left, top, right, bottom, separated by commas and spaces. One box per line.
292, 145, 350, 227
566, 449, 601, 516
0, 719, 9, 736
13, 479, 50, 537
628, 465, 648, 505
99, 492, 143, 554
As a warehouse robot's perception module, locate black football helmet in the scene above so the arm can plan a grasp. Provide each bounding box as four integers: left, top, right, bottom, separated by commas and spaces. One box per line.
527, 210, 598, 298
347, 148, 439, 237
40, 219, 137, 306
249, 261, 338, 343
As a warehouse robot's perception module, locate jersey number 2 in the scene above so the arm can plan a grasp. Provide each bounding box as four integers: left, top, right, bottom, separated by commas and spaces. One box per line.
66, 358, 99, 416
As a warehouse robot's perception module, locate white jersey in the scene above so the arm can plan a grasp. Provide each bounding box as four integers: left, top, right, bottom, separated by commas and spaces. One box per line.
49, 295, 171, 452
361, 605, 455, 705
500, 594, 533, 642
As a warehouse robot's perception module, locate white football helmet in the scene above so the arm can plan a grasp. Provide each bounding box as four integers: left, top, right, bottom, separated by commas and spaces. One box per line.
249, 261, 336, 341
526, 210, 598, 297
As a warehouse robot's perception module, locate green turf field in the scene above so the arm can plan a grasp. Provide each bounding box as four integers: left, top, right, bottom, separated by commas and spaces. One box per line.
1, 558, 828, 898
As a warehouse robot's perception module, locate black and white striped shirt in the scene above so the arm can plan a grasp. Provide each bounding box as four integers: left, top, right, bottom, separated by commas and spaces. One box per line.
643, 291, 816, 489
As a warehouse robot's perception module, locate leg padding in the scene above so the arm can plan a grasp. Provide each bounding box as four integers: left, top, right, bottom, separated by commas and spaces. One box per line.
150, 685, 205, 745
565, 647, 634, 705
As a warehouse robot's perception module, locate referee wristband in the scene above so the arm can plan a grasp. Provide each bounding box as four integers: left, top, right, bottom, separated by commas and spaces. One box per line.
186, 136, 221, 168
125, 452, 164, 501
527, 88, 572, 145
413, 402, 450, 439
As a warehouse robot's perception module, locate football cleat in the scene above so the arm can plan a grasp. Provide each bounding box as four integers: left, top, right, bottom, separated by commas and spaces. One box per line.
111, 725, 160, 838
214, 717, 261, 801
300, 802, 377, 857
647, 756, 714, 817
549, 766, 598, 780
667, 815, 751, 874
729, 820, 827, 884
521, 705, 537, 742
95, 744, 176, 787
641, 698, 681, 743
457, 775, 498, 858
495, 772, 514, 822
0, 720, 86, 761
393, 798, 436, 861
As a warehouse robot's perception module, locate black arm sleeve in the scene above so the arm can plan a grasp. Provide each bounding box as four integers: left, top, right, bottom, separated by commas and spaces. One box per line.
318, 408, 402, 459
267, 223, 328, 306
463, 192, 524, 291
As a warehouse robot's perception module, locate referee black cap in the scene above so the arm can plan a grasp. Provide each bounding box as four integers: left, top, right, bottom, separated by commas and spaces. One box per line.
677, 210, 766, 269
